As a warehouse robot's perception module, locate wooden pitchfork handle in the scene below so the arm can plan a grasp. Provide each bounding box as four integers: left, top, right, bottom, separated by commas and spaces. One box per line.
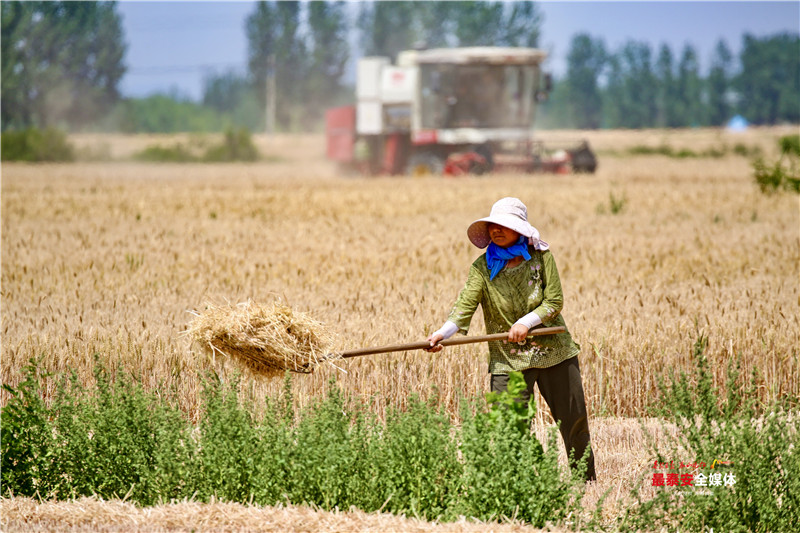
328, 326, 566, 360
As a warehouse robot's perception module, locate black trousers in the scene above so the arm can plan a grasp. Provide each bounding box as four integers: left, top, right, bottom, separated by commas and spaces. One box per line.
491, 356, 597, 481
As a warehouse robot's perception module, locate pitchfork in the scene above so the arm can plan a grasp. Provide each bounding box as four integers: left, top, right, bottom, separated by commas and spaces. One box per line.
300, 326, 566, 373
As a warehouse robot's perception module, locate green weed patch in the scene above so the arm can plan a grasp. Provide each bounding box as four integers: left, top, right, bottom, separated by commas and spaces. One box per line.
618, 335, 800, 532
753, 134, 800, 193
6, 336, 796, 529
1, 365, 581, 526
1, 127, 74, 162
133, 128, 259, 163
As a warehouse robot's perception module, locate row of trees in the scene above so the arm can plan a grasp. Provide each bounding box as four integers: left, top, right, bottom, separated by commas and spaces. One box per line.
242, 0, 544, 130
544, 32, 799, 129
2, 1, 798, 133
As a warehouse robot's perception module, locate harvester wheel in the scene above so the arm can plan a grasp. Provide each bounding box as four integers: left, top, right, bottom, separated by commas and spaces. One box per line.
570, 145, 597, 174
472, 143, 494, 175
407, 152, 445, 176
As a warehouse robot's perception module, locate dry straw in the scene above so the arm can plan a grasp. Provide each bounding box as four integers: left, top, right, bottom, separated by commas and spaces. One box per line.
186, 300, 335, 377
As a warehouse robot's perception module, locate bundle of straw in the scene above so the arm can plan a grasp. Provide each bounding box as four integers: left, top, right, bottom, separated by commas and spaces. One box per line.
186, 300, 335, 377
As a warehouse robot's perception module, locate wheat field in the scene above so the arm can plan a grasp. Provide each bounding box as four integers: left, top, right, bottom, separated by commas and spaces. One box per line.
2, 127, 798, 531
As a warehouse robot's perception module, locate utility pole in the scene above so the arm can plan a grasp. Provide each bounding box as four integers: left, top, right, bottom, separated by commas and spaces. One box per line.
265, 54, 276, 134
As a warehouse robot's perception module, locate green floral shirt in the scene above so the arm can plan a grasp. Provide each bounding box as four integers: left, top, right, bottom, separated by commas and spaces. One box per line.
447, 247, 580, 373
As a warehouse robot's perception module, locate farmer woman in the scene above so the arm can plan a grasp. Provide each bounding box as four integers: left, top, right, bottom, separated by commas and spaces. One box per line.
426, 197, 596, 481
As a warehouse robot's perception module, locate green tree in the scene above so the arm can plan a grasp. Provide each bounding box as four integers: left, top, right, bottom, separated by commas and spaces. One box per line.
655, 43, 679, 128
416, 2, 459, 48
1, 1, 126, 130
536, 77, 570, 129
675, 44, 704, 126
452, 1, 541, 47
564, 33, 606, 129
203, 71, 252, 115
707, 39, 734, 126
737, 32, 800, 125
201, 71, 263, 132
621, 41, 657, 128
453, 1, 504, 46
602, 54, 624, 128
603, 41, 657, 128
498, 0, 542, 47
304, 1, 350, 129
357, 1, 543, 58
113, 93, 224, 133
357, 1, 417, 60
246, 1, 306, 131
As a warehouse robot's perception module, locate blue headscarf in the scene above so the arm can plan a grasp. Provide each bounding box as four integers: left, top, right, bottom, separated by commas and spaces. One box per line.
485, 235, 531, 280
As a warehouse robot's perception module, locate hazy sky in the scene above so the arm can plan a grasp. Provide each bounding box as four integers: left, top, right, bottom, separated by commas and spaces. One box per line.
117, 1, 800, 101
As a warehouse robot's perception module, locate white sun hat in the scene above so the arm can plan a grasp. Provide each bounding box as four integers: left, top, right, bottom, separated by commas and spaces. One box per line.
467, 197, 549, 250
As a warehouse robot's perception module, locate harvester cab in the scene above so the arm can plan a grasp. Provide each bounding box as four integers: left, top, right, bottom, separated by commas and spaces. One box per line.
325, 46, 596, 176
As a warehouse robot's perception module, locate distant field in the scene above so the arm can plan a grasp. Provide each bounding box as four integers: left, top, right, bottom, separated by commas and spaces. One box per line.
2, 127, 798, 530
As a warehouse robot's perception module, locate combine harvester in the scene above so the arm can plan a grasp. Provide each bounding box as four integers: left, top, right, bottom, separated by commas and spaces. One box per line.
325, 46, 597, 177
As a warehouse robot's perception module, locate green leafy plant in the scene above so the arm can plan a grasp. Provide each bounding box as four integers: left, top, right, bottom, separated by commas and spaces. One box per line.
133, 143, 199, 163
484, 371, 537, 436
1, 363, 582, 527
133, 128, 259, 163
203, 128, 259, 162
780, 134, 800, 157
1, 127, 75, 162
628, 144, 677, 157
368, 392, 462, 518
753, 134, 800, 194
608, 191, 627, 214
733, 143, 762, 158
596, 190, 627, 215
621, 335, 800, 532
457, 372, 583, 526
1, 361, 57, 496
285, 379, 364, 509
1, 359, 195, 503
194, 374, 264, 502
627, 143, 729, 159
64, 364, 195, 504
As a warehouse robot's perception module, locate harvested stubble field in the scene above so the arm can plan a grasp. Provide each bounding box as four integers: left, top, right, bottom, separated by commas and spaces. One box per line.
2, 127, 798, 531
